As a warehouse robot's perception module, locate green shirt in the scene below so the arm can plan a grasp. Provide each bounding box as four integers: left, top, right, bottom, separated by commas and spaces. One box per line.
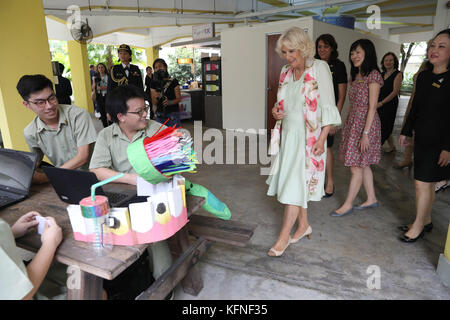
0, 219, 33, 300
24, 104, 97, 169
89, 121, 164, 173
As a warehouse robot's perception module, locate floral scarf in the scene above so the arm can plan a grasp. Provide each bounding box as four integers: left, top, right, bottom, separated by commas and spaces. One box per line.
270, 63, 325, 196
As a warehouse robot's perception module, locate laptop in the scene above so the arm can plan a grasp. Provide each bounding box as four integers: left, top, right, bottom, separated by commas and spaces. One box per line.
42, 166, 138, 207
0, 148, 37, 209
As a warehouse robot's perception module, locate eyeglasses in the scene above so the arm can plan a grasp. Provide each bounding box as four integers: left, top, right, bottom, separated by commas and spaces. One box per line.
127, 106, 150, 117
27, 94, 58, 108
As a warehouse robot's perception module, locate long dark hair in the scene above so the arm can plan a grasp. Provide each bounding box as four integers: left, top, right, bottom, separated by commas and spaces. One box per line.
349, 39, 380, 81
314, 34, 339, 62
380, 52, 399, 72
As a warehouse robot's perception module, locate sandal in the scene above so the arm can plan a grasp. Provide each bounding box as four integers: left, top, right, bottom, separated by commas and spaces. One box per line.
268, 237, 291, 257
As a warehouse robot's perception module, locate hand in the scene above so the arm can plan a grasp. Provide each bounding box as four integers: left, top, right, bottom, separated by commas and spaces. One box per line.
11, 211, 40, 238
328, 126, 339, 136
40, 217, 62, 249
162, 97, 169, 107
438, 150, 450, 167
359, 135, 370, 153
377, 102, 383, 108
272, 105, 285, 121
398, 135, 411, 147
126, 173, 139, 185
312, 140, 325, 156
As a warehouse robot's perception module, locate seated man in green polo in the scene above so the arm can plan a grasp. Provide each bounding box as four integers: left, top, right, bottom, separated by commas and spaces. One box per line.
89, 85, 173, 296
16, 74, 97, 184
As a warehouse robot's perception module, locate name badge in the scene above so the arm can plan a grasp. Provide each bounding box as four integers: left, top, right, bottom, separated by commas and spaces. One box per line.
432, 82, 441, 88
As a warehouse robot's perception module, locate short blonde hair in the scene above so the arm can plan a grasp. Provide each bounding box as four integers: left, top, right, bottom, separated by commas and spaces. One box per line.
275, 27, 315, 65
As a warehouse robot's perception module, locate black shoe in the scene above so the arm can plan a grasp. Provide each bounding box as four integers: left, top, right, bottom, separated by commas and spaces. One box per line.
164, 290, 174, 300
399, 229, 426, 243
397, 222, 433, 233
323, 185, 335, 198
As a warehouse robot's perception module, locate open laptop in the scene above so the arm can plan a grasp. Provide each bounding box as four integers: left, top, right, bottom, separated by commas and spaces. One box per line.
0, 148, 37, 209
42, 166, 138, 207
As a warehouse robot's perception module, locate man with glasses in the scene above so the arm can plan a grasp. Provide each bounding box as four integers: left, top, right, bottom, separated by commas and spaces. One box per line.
16, 74, 97, 184
89, 85, 164, 185
89, 85, 173, 297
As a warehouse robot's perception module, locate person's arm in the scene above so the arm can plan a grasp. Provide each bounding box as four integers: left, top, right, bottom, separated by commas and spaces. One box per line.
360, 75, 381, 153
377, 72, 403, 108
59, 144, 91, 170
336, 83, 347, 114
23, 216, 62, 300
151, 88, 160, 106
162, 84, 182, 107
90, 167, 138, 185
64, 108, 97, 169
170, 85, 182, 105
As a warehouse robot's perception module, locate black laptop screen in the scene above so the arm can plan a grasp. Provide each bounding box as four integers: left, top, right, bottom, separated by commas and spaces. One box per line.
0, 150, 36, 193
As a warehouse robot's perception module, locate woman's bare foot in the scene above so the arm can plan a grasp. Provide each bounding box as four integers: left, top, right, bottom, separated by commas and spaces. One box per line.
334, 203, 353, 215
325, 182, 334, 195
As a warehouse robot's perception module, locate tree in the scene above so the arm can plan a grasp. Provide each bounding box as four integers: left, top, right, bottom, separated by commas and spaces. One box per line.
167, 48, 202, 84
399, 42, 417, 72
49, 40, 146, 78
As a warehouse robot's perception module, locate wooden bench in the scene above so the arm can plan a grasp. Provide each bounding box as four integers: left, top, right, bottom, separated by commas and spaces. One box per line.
136, 213, 257, 300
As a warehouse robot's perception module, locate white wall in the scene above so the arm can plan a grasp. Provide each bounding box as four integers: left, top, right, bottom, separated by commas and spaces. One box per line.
221, 16, 401, 131
221, 17, 313, 131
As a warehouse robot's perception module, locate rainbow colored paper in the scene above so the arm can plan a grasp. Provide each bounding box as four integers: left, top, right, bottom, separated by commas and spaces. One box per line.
127, 125, 197, 184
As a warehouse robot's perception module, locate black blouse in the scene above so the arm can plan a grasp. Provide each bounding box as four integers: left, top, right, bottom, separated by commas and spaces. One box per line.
149, 78, 180, 114
328, 59, 348, 104
401, 69, 450, 150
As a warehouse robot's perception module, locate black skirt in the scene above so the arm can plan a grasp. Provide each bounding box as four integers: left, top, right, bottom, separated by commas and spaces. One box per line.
414, 140, 450, 182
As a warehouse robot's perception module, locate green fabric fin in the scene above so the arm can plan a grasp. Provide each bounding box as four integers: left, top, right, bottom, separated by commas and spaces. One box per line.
184, 179, 231, 220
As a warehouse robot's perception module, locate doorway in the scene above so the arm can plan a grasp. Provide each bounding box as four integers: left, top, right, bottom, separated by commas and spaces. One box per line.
266, 33, 284, 134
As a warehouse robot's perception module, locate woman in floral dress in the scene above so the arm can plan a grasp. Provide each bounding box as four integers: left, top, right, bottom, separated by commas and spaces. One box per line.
266, 27, 341, 256
331, 39, 383, 216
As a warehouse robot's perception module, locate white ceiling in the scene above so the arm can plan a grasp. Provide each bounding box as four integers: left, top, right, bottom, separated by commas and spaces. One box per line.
43, 0, 448, 47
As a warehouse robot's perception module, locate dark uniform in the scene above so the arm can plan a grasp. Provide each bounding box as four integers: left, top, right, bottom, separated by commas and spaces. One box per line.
108, 44, 144, 93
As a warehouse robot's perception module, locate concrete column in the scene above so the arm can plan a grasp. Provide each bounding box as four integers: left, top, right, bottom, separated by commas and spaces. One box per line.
146, 46, 160, 67
433, 0, 450, 36
67, 41, 94, 113
437, 223, 450, 287
0, 0, 53, 150
444, 224, 450, 260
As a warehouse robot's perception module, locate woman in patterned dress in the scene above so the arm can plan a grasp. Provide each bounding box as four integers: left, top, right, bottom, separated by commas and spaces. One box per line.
331, 39, 383, 216
266, 27, 341, 256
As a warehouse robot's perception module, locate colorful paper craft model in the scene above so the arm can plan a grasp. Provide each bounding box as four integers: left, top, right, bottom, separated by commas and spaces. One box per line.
66, 124, 231, 247
67, 175, 187, 246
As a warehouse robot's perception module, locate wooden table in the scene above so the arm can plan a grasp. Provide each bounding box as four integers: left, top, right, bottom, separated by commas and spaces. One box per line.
0, 183, 206, 300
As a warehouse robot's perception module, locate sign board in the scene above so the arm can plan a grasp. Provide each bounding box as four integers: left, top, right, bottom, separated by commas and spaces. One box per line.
177, 58, 194, 64
192, 23, 215, 40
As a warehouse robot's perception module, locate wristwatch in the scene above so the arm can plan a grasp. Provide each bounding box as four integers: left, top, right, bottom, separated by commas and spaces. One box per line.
363, 131, 369, 135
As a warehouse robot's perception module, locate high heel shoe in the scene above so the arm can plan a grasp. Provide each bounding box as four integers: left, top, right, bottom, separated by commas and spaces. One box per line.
399, 229, 426, 243
323, 185, 335, 198
268, 237, 291, 257
393, 162, 412, 169
290, 226, 312, 244
397, 222, 433, 233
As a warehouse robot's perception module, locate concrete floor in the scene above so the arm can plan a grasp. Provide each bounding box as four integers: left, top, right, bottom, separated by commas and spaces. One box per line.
90, 97, 450, 300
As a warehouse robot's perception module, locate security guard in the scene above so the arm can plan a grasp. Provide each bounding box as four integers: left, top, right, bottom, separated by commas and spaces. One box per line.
108, 44, 144, 93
